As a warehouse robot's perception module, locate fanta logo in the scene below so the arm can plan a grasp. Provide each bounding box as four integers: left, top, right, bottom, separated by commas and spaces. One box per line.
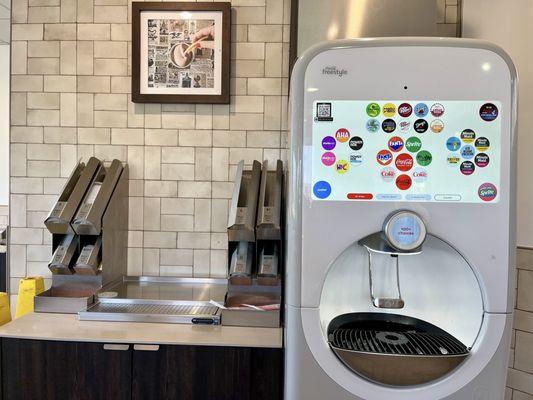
388, 136, 404, 152
377, 150, 393, 166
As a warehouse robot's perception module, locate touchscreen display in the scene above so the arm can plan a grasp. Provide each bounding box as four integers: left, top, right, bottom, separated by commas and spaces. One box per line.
311, 100, 501, 203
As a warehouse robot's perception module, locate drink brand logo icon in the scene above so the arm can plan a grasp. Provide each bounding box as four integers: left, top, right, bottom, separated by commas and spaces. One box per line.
350, 153, 363, 165
398, 103, 413, 117
412, 167, 428, 183
382, 119, 397, 133
322, 136, 336, 150
475, 153, 490, 167
446, 137, 461, 151
414, 103, 429, 117
399, 120, 411, 132
460, 145, 475, 160
395, 153, 414, 171
381, 167, 396, 182
366, 103, 381, 117
388, 136, 404, 152
396, 174, 412, 190
313, 181, 331, 199
377, 149, 393, 166
447, 153, 460, 166
460, 161, 475, 176
475, 137, 490, 151
430, 103, 445, 117
383, 103, 397, 117
430, 119, 444, 133
405, 137, 422, 153
335, 159, 349, 174
414, 119, 428, 133
480, 103, 498, 121
478, 183, 497, 201
316, 102, 333, 121
322, 66, 348, 77
366, 119, 380, 133
321, 152, 336, 166
335, 128, 350, 142
416, 150, 432, 166
349, 136, 364, 150
460, 129, 476, 143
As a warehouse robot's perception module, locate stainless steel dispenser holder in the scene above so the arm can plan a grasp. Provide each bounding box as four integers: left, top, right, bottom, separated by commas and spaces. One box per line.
227, 160, 261, 285
72, 159, 124, 236
45, 158, 101, 234
35, 158, 129, 313
223, 159, 284, 328
256, 160, 283, 286
227, 160, 261, 242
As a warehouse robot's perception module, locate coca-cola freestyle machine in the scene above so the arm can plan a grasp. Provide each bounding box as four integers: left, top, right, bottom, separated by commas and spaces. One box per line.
286, 38, 517, 400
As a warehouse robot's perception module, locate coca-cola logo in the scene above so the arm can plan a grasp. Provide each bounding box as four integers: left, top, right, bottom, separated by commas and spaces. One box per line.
395, 153, 414, 171
396, 174, 412, 190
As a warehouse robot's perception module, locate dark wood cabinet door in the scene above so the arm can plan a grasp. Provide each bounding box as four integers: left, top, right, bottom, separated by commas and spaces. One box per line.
132, 345, 283, 400
2, 339, 132, 400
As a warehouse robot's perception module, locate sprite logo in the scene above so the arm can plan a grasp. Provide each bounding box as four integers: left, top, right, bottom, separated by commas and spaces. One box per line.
416, 150, 432, 166
405, 137, 422, 153
366, 103, 380, 117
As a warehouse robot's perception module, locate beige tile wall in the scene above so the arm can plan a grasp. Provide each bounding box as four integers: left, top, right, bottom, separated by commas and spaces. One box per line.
508, 248, 533, 399
9, 0, 290, 294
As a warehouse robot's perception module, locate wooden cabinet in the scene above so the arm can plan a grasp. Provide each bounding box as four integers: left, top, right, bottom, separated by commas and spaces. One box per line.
132, 345, 283, 400
0, 339, 283, 400
1, 339, 132, 400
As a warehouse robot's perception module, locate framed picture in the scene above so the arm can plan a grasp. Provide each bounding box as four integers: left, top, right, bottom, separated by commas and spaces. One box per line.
132, 2, 231, 104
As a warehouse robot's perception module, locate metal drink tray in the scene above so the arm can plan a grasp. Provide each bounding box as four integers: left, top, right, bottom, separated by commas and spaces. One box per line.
78, 276, 227, 325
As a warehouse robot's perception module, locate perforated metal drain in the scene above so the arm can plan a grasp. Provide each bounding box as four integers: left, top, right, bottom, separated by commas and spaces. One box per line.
89, 302, 218, 316
329, 329, 468, 356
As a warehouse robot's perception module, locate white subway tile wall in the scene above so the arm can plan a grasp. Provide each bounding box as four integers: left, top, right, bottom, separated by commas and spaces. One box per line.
9, 0, 290, 288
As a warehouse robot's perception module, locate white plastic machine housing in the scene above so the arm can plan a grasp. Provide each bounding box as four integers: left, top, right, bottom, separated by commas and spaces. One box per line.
286, 38, 517, 400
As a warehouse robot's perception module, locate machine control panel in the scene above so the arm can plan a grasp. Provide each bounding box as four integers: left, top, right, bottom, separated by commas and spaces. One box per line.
311, 100, 501, 203
383, 211, 426, 251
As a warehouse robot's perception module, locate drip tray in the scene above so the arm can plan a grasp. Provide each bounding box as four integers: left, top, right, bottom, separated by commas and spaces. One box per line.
79, 299, 221, 324
78, 276, 227, 325
328, 313, 469, 386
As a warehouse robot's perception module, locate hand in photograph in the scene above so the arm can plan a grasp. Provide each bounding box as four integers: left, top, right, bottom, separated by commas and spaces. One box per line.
189, 24, 215, 49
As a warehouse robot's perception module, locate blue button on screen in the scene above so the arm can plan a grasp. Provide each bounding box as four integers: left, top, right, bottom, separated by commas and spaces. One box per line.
313, 181, 331, 199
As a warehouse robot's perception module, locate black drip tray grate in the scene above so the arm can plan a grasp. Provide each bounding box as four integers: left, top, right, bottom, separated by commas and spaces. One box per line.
330, 328, 468, 356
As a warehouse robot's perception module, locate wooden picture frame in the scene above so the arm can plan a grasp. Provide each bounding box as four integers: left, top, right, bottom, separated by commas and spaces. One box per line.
132, 2, 231, 104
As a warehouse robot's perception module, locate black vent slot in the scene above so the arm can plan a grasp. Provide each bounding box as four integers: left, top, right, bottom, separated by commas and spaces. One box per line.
330, 328, 468, 356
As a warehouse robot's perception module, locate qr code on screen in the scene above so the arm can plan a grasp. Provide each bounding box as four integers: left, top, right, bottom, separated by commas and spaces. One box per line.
317, 103, 331, 117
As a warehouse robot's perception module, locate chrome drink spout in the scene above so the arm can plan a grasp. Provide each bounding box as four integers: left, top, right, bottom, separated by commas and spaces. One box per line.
359, 211, 428, 309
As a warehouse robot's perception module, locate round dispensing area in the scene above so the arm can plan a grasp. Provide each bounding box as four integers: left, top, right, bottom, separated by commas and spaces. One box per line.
318, 232, 484, 387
